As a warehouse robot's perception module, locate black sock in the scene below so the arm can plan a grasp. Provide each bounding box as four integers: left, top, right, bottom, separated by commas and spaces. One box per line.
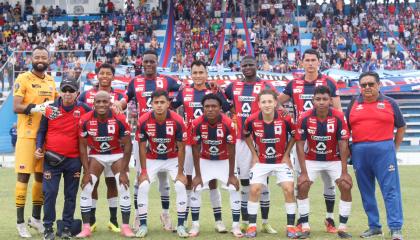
260, 200, 269, 221
82, 212, 91, 225
17, 207, 25, 224
248, 214, 257, 225
339, 215, 349, 225
185, 206, 190, 222
324, 194, 335, 217
110, 207, 118, 226
121, 211, 130, 225
213, 207, 222, 222
90, 208, 96, 225
32, 205, 42, 220
287, 214, 296, 226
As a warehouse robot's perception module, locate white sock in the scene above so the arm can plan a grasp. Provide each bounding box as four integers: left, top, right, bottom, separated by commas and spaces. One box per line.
108, 197, 118, 208
209, 189, 222, 208
247, 201, 258, 227
297, 198, 310, 228
338, 200, 352, 229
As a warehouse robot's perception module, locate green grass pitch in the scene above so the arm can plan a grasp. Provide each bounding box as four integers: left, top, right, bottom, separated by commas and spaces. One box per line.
0, 166, 419, 239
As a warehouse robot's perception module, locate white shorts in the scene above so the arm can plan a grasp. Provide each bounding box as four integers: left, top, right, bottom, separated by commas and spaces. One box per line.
194, 158, 237, 191
89, 153, 123, 178
184, 145, 194, 175
147, 158, 179, 183
305, 160, 342, 183
235, 140, 252, 180
250, 163, 294, 186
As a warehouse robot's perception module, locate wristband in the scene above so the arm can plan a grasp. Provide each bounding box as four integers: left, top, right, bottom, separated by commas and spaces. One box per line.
24, 104, 36, 115
141, 168, 147, 175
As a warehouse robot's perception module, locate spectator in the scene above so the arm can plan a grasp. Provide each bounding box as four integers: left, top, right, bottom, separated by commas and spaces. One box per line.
10, 122, 17, 148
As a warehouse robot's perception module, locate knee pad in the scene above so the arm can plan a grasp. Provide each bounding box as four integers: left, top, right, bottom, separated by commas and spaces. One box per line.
32, 180, 44, 205
158, 172, 170, 195
15, 182, 28, 208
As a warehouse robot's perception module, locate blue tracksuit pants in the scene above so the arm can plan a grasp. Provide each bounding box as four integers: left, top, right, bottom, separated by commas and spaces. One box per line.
351, 140, 403, 230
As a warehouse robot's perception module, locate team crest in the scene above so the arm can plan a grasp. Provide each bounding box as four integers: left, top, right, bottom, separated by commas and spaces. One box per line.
73, 110, 81, 117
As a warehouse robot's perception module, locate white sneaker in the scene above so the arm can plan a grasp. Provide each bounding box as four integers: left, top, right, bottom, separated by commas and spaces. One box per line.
189, 222, 200, 237
17, 223, 32, 238
231, 224, 244, 238
215, 220, 228, 233
28, 217, 45, 234
160, 213, 173, 231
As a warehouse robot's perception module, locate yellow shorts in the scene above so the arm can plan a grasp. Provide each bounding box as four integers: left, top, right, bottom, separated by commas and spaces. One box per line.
15, 138, 43, 173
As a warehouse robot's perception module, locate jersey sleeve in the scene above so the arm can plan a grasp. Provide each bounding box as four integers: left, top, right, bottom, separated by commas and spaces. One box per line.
243, 118, 253, 137
217, 91, 231, 113
191, 121, 201, 145
136, 119, 148, 142
166, 75, 182, 92
389, 98, 406, 128
79, 118, 89, 138
171, 89, 184, 109
116, 115, 131, 137
264, 80, 279, 94
285, 115, 296, 137
327, 78, 339, 97
13, 75, 27, 97
175, 117, 187, 142
226, 120, 237, 144
282, 81, 293, 97
295, 116, 308, 141
117, 92, 127, 102
224, 83, 234, 101
336, 113, 350, 140
126, 79, 136, 102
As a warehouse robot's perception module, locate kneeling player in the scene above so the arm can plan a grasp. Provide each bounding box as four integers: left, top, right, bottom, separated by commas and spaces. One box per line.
189, 94, 242, 237
77, 91, 134, 238
135, 90, 189, 238
243, 89, 298, 238
295, 86, 352, 239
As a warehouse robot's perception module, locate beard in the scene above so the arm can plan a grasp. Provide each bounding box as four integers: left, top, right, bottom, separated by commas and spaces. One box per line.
32, 62, 48, 72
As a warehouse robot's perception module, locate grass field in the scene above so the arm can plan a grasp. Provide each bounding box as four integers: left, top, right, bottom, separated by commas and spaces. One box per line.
0, 166, 419, 239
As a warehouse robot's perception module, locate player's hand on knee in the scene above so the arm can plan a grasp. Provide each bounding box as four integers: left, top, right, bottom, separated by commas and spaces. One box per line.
192, 175, 203, 192
119, 172, 130, 189
337, 172, 353, 189
297, 173, 311, 188
228, 175, 240, 191
81, 173, 92, 189
138, 172, 149, 184
175, 173, 188, 186
34, 148, 44, 160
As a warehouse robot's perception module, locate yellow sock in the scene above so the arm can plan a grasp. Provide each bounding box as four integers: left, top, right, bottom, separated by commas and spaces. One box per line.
16, 181, 28, 208
32, 180, 44, 206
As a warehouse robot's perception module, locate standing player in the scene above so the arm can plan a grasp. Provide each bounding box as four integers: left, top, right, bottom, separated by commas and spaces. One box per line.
171, 60, 231, 232
126, 50, 181, 231
224, 55, 278, 233
78, 63, 127, 232
77, 91, 134, 238
278, 49, 342, 232
243, 90, 298, 238
135, 90, 189, 238
188, 94, 242, 237
295, 86, 352, 239
13, 46, 58, 238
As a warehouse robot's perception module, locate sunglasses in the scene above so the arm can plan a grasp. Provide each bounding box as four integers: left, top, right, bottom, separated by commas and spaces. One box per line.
61, 88, 76, 93
360, 82, 376, 88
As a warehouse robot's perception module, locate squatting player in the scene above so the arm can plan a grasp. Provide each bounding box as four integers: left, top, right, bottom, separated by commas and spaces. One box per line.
189, 94, 242, 237
278, 49, 342, 232
77, 91, 134, 238
224, 55, 279, 233
126, 50, 181, 231
295, 86, 352, 239
135, 90, 189, 238
78, 63, 127, 232
171, 60, 231, 232
243, 89, 298, 238
13, 46, 58, 238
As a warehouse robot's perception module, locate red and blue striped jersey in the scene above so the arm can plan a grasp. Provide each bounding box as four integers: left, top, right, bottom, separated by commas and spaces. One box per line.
79, 111, 131, 155
244, 111, 295, 164
126, 74, 181, 118
191, 114, 236, 160
78, 87, 126, 108
172, 84, 230, 144
295, 108, 349, 161
136, 110, 187, 160
225, 79, 278, 139
283, 74, 338, 121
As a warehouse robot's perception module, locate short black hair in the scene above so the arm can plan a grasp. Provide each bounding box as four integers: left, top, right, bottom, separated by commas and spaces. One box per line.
201, 93, 222, 107
314, 85, 331, 96
258, 89, 278, 101
32, 46, 49, 56
191, 60, 207, 70
143, 49, 158, 58
151, 89, 169, 101
241, 55, 256, 63
302, 49, 320, 60
96, 63, 115, 75
359, 71, 380, 83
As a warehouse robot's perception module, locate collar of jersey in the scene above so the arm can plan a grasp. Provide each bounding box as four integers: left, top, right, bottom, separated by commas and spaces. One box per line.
311, 108, 333, 118
93, 110, 113, 120
151, 110, 171, 121
258, 110, 279, 121
203, 114, 222, 126
357, 92, 384, 103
